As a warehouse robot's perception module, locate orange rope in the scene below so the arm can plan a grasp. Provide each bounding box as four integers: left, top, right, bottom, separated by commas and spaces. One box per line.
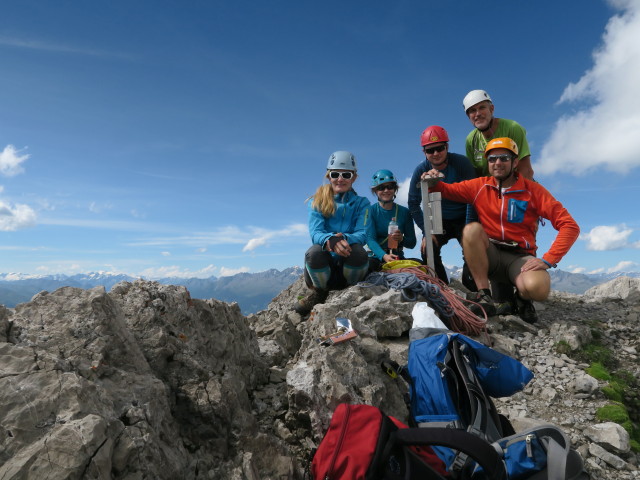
384, 266, 489, 338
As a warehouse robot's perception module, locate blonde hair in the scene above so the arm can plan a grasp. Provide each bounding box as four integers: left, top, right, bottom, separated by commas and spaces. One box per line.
310, 183, 336, 218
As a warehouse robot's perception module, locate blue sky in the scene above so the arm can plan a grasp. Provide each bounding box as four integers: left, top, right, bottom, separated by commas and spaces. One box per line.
1, 0, 639, 278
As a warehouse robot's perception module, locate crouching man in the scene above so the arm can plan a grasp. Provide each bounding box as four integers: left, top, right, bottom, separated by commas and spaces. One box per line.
423, 137, 579, 323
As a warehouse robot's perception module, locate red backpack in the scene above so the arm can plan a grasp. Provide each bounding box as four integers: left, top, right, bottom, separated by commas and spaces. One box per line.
310, 403, 448, 480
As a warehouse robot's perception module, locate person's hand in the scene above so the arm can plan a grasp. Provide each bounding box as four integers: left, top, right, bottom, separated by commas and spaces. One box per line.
520, 257, 549, 272
327, 233, 352, 257
421, 170, 444, 187
383, 253, 399, 263
421, 169, 444, 179
333, 239, 352, 257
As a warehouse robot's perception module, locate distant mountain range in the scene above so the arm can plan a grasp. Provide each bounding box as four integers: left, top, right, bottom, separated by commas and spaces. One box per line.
1, 266, 638, 314
0, 268, 303, 315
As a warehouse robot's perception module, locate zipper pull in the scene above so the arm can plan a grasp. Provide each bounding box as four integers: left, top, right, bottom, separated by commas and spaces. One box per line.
526, 434, 534, 457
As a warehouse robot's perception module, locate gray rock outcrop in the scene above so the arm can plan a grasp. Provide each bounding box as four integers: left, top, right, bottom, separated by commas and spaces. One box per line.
0, 275, 639, 479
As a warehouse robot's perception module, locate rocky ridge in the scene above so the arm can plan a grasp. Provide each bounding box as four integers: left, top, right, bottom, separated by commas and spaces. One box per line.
0, 275, 638, 479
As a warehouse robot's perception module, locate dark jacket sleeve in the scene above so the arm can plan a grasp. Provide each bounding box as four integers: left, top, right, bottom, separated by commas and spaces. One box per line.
408, 162, 428, 235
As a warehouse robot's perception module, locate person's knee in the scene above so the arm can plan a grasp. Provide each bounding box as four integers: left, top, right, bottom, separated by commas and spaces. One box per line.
517, 272, 550, 301
462, 223, 487, 248
305, 244, 329, 268
344, 244, 368, 267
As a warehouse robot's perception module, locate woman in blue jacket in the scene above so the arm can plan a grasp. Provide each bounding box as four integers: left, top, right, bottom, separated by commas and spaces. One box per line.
366, 169, 416, 271
294, 151, 370, 315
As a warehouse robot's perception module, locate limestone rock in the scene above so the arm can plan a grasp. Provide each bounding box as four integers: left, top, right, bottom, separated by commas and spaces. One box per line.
585, 422, 631, 454
1, 274, 639, 479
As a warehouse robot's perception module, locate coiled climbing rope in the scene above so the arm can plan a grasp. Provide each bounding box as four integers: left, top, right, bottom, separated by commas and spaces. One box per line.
361, 265, 489, 337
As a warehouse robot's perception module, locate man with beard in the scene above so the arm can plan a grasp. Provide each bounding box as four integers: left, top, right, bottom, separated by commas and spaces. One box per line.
422, 138, 579, 323
463, 89, 535, 316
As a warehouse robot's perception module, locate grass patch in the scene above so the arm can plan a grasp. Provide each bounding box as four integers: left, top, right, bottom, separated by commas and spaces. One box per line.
596, 403, 629, 424
555, 340, 572, 356
576, 343, 615, 367
586, 362, 611, 381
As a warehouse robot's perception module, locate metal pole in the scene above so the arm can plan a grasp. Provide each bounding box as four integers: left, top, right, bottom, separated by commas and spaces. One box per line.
420, 179, 435, 273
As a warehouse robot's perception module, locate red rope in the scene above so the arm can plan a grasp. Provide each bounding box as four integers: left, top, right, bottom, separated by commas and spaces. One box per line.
384, 266, 489, 338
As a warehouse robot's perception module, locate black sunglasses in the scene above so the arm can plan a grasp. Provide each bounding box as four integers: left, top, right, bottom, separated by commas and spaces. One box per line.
423, 144, 446, 155
376, 183, 397, 192
487, 154, 514, 164
329, 171, 354, 180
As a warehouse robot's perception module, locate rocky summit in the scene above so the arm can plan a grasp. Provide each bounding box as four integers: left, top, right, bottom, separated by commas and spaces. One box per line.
0, 275, 639, 479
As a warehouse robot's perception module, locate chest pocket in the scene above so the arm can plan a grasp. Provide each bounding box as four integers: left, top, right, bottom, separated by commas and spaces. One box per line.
507, 198, 528, 223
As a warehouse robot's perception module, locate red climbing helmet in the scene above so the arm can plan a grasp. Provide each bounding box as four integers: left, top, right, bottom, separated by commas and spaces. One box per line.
420, 125, 449, 147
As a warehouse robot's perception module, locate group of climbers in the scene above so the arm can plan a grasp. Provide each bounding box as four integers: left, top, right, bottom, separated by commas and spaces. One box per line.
294, 90, 580, 325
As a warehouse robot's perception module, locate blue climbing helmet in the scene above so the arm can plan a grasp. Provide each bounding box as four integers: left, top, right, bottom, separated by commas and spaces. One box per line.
371, 169, 397, 188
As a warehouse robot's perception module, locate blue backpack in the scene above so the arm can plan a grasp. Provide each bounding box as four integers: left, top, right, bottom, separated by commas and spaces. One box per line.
404, 331, 589, 480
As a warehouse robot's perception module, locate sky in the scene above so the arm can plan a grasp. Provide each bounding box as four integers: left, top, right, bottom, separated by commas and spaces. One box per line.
1, 0, 639, 279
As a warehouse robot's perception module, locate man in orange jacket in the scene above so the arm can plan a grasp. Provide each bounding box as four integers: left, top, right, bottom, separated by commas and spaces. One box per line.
423, 137, 579, 323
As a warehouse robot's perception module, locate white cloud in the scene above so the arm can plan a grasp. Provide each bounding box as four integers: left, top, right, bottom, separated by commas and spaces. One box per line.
0, 201, 37, 231
219, 266, 250, 277
0, 145, 29, 177
161, 251, 171, 257
580, 224, 639, 250
242, 223, 307, 252
89, 201, 113, 213
588, 267, 606, 274
396, 177, 412, 208
568, 266, 587, 274
538, 1, 640, 174
0, 35, 131, 59
196, 247, 207, 253
608, 260, 638, 272
138, 264, 218, 279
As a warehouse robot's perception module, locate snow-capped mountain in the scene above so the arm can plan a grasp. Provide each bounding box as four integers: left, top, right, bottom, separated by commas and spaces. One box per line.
0, 267, 304, 315
1, 266, 637, 313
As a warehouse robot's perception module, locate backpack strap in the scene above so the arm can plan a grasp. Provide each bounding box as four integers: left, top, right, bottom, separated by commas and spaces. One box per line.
388, 428, 507, 480
536, 426, 570, 480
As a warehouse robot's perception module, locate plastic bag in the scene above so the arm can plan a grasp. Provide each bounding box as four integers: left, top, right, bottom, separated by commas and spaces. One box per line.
411, 302, 447, 329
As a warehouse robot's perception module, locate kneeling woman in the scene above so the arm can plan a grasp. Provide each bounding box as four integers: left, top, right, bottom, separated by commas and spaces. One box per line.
366, 169, 417, 271
295, 151, 371, 315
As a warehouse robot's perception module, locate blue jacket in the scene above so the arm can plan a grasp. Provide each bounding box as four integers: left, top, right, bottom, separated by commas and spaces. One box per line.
408, 152, 476, 234
308, 190, 371, 248
366, 202, 417, 260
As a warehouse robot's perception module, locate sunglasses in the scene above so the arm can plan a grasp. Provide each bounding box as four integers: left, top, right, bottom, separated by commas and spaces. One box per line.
329, 171, 354, 180
376, 184, 397, 192
423, 144, 446, 155
487, 154, 514, 164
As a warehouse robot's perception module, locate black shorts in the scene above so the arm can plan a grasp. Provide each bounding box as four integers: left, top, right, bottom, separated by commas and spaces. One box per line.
486, 242, 535, 285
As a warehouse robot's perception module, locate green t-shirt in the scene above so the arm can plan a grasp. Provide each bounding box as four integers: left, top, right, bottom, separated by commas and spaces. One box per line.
465, 118, 531, 176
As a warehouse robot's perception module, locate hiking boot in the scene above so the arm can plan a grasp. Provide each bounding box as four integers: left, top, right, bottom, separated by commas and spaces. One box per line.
294, 288, 328, 315
494, 301, 514, 316
469, 290, 496, 317
516, 295, 538, 324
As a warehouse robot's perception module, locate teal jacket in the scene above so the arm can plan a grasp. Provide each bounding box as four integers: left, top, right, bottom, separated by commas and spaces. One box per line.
308, 190, 371, 249
366, 202, 417, 260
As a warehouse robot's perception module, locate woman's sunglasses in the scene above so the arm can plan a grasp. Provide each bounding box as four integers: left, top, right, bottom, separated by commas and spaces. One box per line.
329, 171, 354, 180
376, 184, 397, 192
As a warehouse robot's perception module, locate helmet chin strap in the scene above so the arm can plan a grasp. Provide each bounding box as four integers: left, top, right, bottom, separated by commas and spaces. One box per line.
380, 195, 396, 205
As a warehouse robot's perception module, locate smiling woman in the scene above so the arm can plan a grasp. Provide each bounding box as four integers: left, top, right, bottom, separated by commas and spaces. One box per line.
293, 151, 371, 315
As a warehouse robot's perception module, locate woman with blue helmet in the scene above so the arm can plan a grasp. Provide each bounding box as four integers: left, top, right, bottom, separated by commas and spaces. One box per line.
294, 151, 371, 315
366, 169, 417, 271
